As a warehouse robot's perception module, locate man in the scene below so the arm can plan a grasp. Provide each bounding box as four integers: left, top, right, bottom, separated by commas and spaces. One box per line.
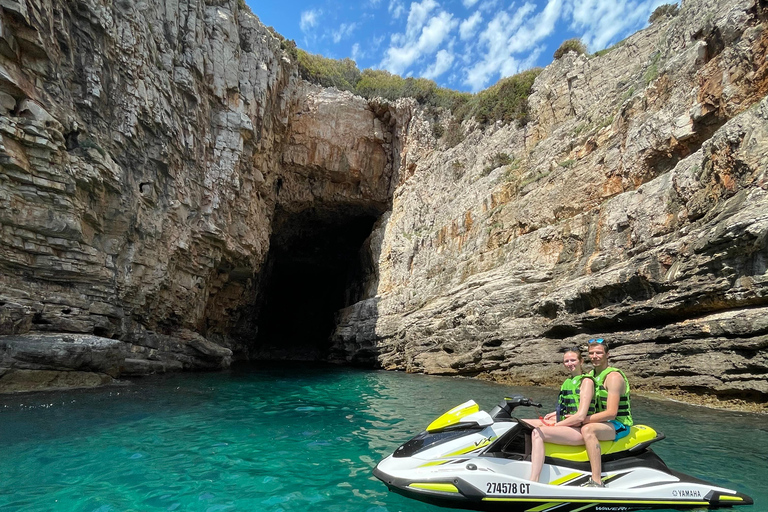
580, 338, 633, 487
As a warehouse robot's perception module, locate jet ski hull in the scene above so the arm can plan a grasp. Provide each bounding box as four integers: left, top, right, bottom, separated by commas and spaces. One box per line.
374, 458, 753, 511
373, 398, 754, 512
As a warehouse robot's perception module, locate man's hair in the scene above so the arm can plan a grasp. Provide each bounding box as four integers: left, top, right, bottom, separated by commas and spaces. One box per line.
588, 339, 610, 352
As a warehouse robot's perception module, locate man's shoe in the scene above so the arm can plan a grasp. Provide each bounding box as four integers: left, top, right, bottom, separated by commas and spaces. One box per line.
582, 479, 605, 488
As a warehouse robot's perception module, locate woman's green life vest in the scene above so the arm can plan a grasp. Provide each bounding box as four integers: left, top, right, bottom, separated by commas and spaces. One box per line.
556, 374, 596, 422
590, 366, 633, 426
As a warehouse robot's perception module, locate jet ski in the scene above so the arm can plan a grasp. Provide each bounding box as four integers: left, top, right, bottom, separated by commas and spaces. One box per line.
373, 396, 753, 511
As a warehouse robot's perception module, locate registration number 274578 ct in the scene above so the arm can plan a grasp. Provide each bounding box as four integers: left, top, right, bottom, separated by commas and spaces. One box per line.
486, 482, 531, 495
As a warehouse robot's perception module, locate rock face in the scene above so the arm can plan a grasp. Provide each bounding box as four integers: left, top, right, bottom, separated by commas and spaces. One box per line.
0, 0, 766, 409
0, 0, 398, 390
331, 0, 768, 408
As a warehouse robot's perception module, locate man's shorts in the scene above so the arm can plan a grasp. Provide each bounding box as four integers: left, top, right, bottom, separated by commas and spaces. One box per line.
608, 420, 630, 440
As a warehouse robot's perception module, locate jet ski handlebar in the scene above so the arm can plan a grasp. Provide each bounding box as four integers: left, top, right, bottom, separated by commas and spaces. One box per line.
489, 395, 542, 420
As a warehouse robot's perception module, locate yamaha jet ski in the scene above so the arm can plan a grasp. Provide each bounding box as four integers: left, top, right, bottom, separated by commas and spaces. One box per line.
374, 396, 753, 511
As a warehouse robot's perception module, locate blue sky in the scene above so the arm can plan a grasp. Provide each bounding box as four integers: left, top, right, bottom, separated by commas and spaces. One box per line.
248, 0, 673, 93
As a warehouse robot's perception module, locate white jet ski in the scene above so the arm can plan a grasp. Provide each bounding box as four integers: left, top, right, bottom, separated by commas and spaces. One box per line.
373, 396, 754, 511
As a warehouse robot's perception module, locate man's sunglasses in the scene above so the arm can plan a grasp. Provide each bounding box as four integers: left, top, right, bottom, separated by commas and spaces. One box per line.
588, 338, 605, 344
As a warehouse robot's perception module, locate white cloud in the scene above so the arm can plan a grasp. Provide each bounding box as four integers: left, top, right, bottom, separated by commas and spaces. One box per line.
300, 9, 321, 33
389, 0, 406, 19
405, 0, 439, 40
507, 0, 562, 53
476, 0, 502, 13
459, 12, 482, 40
566, 0, 668, 51
332, 22, 358, 44
462, 0, 480, 7
423, 49, 455, 79
351, 43, 362, 61
381, 4, 458, 76
462, 3, 534, 91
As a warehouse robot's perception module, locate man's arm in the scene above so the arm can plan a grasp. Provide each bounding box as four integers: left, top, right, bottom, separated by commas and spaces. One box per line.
583, 372, 624, 423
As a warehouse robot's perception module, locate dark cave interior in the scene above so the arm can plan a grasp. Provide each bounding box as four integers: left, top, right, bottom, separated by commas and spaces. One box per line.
253, 207, 379, 360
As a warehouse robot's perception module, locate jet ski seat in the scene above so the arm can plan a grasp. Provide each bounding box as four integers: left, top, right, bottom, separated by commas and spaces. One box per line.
544, 424, 664, 462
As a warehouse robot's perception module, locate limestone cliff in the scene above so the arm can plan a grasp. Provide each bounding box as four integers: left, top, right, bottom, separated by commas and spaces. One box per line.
0, 0, 766, 410
0, 0, 397, 389
331, 0, 768, 409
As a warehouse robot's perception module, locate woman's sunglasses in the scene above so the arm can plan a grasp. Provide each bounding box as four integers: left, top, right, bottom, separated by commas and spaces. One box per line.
588, 338, 605, 344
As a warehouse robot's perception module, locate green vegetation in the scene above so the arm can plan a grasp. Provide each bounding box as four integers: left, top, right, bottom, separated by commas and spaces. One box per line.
502, 159, 522, 182
297, 50, 362, 91
558, 159, 576, 168
593, 38, 627, 58
572, 122, 590, 136
80, 137, 106, 157
432, 121, 445, 139
443, 118, 465, 148
597, 115, 614, 129
554, 38, 587, 60
571, 115, 614, 137
644, 51, 662, 85
519, 170, 551, 188
620, 85, 636, 103
649, 3, 679, 24
293, 50, 541, 127
459, 69, 542, 125
236, 0, 252, 13
482, 152, 513, 176
451, 160, 466, 180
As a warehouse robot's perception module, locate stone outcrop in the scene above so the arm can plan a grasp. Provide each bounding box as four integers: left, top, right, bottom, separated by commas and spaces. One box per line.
0, 0, 766, 410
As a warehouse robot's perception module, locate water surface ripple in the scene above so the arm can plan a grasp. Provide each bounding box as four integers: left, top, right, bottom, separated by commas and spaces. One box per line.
0, 364, 764, 512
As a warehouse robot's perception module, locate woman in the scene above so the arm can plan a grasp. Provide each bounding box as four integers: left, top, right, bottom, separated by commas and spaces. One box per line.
528, 348, 596, 482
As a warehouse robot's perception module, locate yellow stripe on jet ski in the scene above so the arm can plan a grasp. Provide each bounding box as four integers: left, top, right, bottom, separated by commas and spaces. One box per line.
570, 504, 598, 512
417, 459, 452, 468
719, 496, 743, 501
525, 502, 560, 511
408, 483, 459, 493
445, 437, 495, 457
548, 472, 582, 486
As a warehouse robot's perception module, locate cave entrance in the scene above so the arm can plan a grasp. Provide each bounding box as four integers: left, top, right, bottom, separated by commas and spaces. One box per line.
253, 206, 379, 360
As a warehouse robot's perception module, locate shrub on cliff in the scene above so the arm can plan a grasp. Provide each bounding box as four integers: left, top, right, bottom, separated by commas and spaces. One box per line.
355, 70, 470, 111
297, 50, 361, 92
458, 68, 542, 125
649, 3, 679, 23
553, 38, 587, 60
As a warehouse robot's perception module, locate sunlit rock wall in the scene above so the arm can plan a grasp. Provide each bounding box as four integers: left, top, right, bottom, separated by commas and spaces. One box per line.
332, 0, 768, 407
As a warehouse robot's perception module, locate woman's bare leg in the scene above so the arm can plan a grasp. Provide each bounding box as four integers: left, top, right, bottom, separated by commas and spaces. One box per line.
529, 426, 584, 482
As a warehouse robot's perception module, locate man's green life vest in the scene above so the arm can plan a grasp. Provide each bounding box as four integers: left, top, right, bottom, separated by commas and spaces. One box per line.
589, 366, 633, 426
557, 374, 596, 422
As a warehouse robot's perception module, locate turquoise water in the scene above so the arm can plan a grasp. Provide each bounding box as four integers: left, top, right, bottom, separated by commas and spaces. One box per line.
0, 363, 765, 512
